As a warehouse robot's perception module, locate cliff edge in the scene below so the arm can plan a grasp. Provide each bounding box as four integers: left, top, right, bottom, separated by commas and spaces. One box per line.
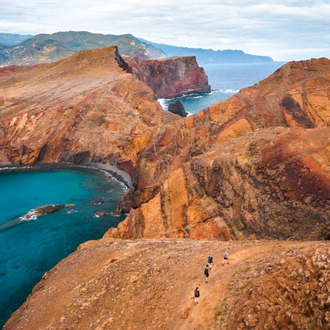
4, 239, 330, 330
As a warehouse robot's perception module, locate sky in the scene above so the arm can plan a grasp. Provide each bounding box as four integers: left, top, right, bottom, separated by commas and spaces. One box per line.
1, 0, 330, 62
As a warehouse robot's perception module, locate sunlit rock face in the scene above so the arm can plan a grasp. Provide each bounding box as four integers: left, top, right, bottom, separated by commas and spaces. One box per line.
0, 46, 179, 168
113, 127, 330, 240
1, 51, 330, 241
111, 58, 330, 240
124, 55, 211, 98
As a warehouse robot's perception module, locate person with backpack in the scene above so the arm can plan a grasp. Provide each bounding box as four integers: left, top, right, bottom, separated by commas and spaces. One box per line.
207, 255, 213, 270
194, 287, 200, 304
204, 264, 210, 283
222, 251, 229, 266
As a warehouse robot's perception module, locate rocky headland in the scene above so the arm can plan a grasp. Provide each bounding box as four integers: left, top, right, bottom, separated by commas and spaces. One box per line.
1, 46, 330, 329
124, 56, 211, 98
0, 46, 180, 172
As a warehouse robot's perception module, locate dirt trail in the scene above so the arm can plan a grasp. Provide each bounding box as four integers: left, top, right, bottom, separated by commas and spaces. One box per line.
5, 239, 329, 330
176, 240, 308, 330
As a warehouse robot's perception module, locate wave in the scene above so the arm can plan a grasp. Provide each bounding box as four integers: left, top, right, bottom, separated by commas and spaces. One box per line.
157, 98, 167, 108
19, 210, 38, 221
0, 202, 80, 232
211, 88, 239, 94
0, 166, 32, 172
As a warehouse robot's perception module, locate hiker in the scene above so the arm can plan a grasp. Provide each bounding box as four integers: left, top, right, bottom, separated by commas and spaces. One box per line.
222, 251, 229, 266
194, 287, 200, 304
204, 264, 210, 283
208, 255, 213, 270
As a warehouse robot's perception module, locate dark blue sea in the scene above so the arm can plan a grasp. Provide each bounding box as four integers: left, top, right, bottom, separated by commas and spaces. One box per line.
0, 166, 126, 328
158, 61, 286, 114
1, 61, 286, 328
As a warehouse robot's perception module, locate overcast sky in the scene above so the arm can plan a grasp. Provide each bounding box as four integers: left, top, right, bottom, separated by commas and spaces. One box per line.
1, 0, 330, 61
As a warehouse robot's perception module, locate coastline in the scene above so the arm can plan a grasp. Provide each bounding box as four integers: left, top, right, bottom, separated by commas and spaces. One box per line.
0, 162, 132, 189
93, 163, 132, 188
0, 162, 128, 328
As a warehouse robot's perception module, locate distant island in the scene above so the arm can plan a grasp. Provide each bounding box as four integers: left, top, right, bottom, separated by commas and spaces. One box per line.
0, 31, 273, 66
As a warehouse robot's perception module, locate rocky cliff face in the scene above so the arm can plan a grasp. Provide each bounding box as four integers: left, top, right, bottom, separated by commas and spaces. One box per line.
113, 127, 330, 241
0, 46, 179, 169
124, 55, 211, 98
1, 54, 330, 242
110, 58, 330, 240
4, 239, 330, 330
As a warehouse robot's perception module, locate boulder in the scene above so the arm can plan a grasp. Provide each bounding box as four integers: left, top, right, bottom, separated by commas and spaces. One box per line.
94, 211, 108, 217
167, 100, 188, 117
91, 198, 104, 205
33, 204, 65, 217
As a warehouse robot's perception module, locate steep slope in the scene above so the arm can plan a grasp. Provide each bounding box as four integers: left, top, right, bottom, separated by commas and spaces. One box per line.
4, 239, 330, 330
125, 55, 211, 98
0, 46, 179, 169
119, 58, 330, 204
113, 127, 330, 241
110, 58, 330, 240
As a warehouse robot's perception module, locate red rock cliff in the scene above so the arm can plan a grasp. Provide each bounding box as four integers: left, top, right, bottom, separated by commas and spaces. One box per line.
124, 55, 211, 98
109, 58, 330, 240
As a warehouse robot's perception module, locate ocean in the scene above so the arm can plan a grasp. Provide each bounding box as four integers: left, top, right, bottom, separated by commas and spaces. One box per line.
0, 61, 286, 328
0, 166, 126, 328
158, 61, 286, 114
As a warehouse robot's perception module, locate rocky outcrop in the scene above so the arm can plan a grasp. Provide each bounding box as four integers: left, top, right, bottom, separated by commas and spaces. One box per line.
125, 58, 330, 202
225, 243, 330, 330
124, 55, 211, 98
110, 58, 330, 240
4, 239, 330, 330
32, 204, 65, 217
168, 99, 188, 117
1, 49, 330, 243
111, 127, 330, 240
0, 46, 179, 168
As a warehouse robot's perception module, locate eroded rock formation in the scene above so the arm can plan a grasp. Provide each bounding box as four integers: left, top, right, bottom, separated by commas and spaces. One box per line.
2, 46, 330, 330
124, 55, 211, 98
0, 46, 180, 169
111, 127, 330, 240
111, 58, 330, 240
1, 53, 330, 242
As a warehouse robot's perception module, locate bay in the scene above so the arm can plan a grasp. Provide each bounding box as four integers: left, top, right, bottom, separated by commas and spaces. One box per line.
0, 166, 126, 328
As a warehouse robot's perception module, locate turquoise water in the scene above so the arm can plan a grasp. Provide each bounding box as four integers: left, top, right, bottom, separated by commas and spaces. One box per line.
159, 62, 286, 114
0, 167, 126, 328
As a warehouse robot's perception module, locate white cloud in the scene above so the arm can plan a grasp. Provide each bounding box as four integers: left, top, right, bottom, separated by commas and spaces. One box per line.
0, 0, 329, 61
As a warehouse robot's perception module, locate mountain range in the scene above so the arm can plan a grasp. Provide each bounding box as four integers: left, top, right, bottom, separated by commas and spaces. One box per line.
139, 38, 273, 64
0, 31, 273, 66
